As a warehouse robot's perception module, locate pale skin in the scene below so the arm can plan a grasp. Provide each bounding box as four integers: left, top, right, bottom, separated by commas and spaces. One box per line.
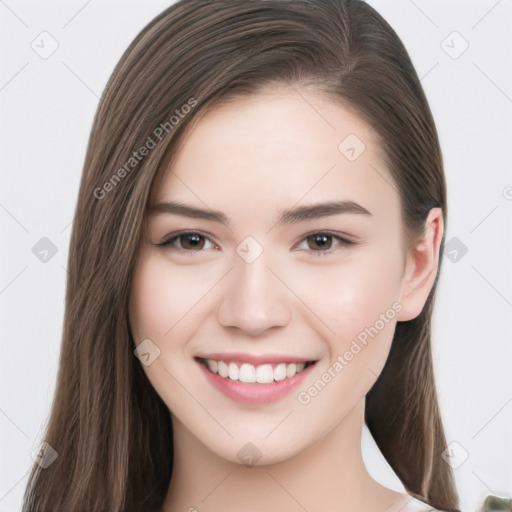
129, 86, 443, 512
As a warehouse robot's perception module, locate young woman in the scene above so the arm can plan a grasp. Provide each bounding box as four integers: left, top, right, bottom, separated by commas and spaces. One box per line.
23, 0, 460, 510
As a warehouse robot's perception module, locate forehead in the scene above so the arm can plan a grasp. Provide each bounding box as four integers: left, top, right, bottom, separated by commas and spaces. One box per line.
151, 89, 400, 225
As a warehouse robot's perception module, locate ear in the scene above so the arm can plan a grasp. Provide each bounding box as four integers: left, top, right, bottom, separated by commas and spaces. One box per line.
396, 207, 444, 322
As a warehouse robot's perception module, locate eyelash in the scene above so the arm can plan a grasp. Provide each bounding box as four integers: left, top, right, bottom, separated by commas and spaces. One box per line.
155, 230, 357, 257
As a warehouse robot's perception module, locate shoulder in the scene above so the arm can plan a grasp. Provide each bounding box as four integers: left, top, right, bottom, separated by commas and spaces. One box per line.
397, 495, 442, 512
381, 490, 444, 512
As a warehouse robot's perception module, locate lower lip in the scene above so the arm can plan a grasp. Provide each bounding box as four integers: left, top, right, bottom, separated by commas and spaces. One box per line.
198, 360, 315, 405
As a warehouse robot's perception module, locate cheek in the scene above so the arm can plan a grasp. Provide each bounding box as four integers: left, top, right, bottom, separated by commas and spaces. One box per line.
129, 253, 211, 408
292, 251, 404, 420
289, 247, 404, 401
130, 252, 215, 341
294, 249, 403, 337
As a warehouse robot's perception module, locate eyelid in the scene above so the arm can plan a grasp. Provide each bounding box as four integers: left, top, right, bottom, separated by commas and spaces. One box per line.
294, 229, 357, 246
154, 229, 358, 255
155, 230, 219, 251
292, 230, 357, 255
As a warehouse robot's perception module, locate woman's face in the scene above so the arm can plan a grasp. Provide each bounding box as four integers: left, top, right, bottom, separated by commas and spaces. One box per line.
129, 88, 424, 465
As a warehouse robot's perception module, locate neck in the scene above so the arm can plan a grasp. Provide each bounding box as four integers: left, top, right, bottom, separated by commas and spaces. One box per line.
162, 400, 403, 512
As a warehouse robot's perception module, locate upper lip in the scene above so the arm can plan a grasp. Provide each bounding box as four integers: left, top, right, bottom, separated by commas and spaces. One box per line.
195, 352, 316, 366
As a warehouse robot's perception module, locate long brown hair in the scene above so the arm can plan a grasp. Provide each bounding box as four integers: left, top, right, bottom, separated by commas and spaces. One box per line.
22, 1, 459, 510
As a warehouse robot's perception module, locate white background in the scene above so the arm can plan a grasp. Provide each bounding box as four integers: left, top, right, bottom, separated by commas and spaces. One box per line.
1, 1, 511, 510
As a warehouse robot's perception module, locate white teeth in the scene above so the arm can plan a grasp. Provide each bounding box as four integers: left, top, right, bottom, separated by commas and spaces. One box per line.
256, 364, 274, 384
228, 362, 239, 380
286, 363, 297, 378
274, 363, 287, 381
239, 363, 256, 383
218, 361, 229, 378
204, 359, 309, 383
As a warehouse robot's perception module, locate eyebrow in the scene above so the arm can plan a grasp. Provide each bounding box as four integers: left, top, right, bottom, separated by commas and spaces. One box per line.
148, 199, 372, 228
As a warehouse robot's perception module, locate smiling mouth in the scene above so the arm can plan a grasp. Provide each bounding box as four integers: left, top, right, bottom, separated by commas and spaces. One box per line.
197, 357, 317, 384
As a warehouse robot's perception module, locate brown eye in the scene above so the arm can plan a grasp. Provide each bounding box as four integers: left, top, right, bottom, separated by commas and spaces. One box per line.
295, 231, 356, 256
156, 231, 216, 252
179, 233, 206, 250
306, 233, 333, 251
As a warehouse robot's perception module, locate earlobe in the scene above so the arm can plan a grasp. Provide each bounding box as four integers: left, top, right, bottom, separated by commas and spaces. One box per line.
396, 207, 444, 322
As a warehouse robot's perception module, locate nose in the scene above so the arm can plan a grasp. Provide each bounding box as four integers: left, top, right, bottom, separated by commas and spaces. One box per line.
216, 254, 292, 337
